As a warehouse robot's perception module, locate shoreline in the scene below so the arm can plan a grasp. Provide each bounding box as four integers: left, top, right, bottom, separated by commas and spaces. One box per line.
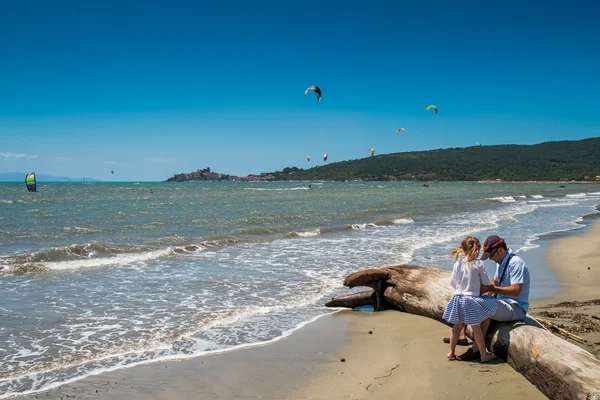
11, 311, 547, 400
9, 216, 600, 399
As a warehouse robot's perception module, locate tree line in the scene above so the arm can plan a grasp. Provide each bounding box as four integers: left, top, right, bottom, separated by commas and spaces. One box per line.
270, 137, 600, 182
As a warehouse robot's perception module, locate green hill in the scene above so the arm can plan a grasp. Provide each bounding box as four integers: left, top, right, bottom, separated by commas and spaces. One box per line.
271, 137, 600, 182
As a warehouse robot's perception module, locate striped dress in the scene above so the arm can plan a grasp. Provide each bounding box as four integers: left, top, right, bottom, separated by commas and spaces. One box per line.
442, 257, 497, 326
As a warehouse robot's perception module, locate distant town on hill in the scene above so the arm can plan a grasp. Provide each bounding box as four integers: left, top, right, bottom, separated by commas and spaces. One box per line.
166, 137, 600, 183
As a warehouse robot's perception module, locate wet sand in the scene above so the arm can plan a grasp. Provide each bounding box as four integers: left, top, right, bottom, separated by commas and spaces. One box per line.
14, 221, 600, 400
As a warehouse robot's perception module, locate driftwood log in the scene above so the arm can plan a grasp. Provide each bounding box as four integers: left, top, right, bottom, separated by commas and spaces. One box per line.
325, 265, 600, 400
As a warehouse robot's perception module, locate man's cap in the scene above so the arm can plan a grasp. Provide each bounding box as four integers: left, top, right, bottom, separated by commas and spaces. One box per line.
481, 235, 505, 260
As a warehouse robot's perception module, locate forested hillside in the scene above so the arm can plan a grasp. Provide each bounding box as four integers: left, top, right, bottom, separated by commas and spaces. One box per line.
271, 137, 600, 181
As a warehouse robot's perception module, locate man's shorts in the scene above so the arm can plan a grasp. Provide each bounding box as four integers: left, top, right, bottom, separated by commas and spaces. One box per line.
482, 296, 526, 322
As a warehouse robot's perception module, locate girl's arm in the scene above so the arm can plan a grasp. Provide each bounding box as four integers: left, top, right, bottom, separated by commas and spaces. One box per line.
476, 260, 491, 285
449, 260, 460, 289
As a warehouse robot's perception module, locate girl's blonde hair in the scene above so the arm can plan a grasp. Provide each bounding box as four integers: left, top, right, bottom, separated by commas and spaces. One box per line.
450, 236, 480, 262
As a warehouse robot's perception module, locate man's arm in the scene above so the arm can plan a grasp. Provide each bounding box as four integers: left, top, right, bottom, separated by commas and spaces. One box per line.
480, 283, 523, 297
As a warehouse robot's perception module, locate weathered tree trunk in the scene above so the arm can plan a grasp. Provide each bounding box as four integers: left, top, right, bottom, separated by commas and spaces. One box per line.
326, 265, 600, 400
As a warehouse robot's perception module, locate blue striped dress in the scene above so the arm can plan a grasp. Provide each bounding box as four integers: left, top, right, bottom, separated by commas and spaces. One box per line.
443, 294, 497, 326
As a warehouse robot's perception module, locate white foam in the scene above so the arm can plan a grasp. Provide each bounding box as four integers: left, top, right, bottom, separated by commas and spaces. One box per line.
294, 230, 321, 237
538, 201, 579, 207
351, 223, 377, 230
392, 218, 414, 224
531, 195, 544, 199
486, 196, 516, 203
44, 249, 174, 271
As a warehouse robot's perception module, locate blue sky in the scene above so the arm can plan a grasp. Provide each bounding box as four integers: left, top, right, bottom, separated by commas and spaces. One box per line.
1, 0, 599, 181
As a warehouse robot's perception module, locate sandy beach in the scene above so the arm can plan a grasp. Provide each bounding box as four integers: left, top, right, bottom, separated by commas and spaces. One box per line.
13, 221, 600, 400
529, 219, 600, 357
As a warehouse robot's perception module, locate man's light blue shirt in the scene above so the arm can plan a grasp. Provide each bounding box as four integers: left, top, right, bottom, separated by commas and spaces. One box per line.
493, 249, 530, 313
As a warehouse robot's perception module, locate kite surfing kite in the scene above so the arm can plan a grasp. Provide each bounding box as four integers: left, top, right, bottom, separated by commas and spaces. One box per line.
396, 128, 406, 135
306, 156, 311, 162
25, 172, 36, 192
425, 105, 438, 114
111, 169, 114, 174
304, 85, 322, 103
369, 148, 375, 156
323, 154, 328, 162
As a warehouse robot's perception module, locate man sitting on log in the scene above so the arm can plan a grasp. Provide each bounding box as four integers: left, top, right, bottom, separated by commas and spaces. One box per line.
457, 235, 531, 361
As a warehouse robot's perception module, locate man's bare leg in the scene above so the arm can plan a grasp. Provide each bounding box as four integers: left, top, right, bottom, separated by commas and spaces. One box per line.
470, 318, 490, 352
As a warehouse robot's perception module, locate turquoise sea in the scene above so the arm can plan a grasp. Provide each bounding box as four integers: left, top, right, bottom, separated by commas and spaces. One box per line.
1, 181, 599, 397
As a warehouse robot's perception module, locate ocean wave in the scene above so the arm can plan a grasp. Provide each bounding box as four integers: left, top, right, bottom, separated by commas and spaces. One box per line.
3, 243, 135, 264
285, 217, 414, 239
156, 235, 240, 247
350, 223, 377, 230
486, 196, 516, 203
392, 218, 414, 224
284, 229, 321, 238
566, 193, 587, 198
0, 238, 240, 273
63, 227, 103, 234
236, 227, 281, 235
538, 201, 579, 207
284, 222, 377, 238
531, 195, 544, 199
374, 218, 414, 226
44, 249, 174, 271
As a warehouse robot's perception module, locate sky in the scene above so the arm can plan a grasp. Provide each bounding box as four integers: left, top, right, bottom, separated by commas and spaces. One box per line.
1, 0, 599, 181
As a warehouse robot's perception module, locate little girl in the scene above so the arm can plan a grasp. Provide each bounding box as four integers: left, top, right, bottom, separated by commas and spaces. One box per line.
443, 236, 497, 363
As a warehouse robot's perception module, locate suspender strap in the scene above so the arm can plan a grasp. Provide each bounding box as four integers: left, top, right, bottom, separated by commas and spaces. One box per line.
498, 253, 514, 286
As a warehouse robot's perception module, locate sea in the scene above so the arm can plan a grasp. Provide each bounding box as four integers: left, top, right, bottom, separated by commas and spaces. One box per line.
1, 181, 599, 398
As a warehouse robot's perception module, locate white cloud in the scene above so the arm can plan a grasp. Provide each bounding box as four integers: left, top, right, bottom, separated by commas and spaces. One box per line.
146, 157, 177, 163
0, 152, 38, 160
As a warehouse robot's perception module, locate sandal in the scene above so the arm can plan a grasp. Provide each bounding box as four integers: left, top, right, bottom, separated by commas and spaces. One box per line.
442, 337, 469, 346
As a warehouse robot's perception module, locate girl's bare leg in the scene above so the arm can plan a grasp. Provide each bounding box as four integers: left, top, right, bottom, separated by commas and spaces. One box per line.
471, 323, 496, 362
448, 323, 464, 360
459, 325, 467, 341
